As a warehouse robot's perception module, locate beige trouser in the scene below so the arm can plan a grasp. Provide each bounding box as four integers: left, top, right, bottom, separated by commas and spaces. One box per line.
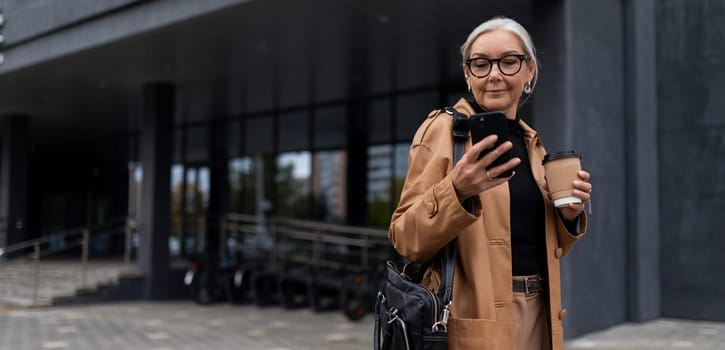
512, 276, 551, 350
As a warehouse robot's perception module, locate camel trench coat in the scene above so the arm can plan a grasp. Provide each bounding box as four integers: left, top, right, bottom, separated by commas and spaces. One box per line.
389, 98, 587, 350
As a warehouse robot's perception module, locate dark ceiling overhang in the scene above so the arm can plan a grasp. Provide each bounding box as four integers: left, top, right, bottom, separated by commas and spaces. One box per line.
0, 0, 533, 147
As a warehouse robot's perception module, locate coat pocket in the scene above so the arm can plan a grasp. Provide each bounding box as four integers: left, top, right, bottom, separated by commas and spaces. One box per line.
447, 317, 512, 350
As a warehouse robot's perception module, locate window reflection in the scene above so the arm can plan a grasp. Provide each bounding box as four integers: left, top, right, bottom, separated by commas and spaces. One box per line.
228, 154, 274, 216
365, 143, 410, 227
167, 164, 211, 257
393, 143, 409, 206
128, 162, 142, 225
170, 164, 184, 257
367, 144, 393, 226
312, 150, 347, 223
228, 157, 251, 213
275, 151, 311, 218
185, 168, 198, 215
185, 166, 209, 254
160, 90, 449, 267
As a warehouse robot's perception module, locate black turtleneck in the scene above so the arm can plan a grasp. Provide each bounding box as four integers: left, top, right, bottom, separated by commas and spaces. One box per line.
506, 118, 546, 276
468, 98, 546, 276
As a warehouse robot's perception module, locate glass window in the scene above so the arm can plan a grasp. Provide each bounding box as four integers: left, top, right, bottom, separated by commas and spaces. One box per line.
367, 144, 393, 227
396, 40, 439, 90
185, 168, 198, 216
312, 150, 347, 223
173, 129, 183, 163
393, 143, 410, 206
245, 116, 274, 154
278, 111, 309, 152
396, 92, 438, 142
169, 164, 185, 257
314, 106, 347, 149
228, 120, 241, 157
446, 90, 467, 108
128, 162, 142, 225
182, 166, 210, 255
369, 98, 392, 144
258, 155, 277, 216
197, 167, 211, 212
245, 58, 275, 112
275, 152, 312, 218
186, 126, 209, 163
228, 157, 254, 214
229, 154, 275, 217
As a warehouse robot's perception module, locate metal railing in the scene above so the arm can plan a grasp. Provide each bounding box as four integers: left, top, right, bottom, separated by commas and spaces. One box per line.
0, 218, 137, 306
221, 213, 392, 277
1, 212, 391, 307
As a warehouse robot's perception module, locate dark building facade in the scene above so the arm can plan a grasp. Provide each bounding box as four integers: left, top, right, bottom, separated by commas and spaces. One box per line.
0, 0, 723, 338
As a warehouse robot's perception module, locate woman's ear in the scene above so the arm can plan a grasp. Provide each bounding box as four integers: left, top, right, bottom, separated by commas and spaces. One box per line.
526, 60, 537, 82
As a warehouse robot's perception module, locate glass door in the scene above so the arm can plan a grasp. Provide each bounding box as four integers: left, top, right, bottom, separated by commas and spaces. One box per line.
172, 164, 210, 257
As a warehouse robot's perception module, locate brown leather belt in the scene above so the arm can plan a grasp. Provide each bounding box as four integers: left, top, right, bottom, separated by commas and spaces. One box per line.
512, 275, 545, 295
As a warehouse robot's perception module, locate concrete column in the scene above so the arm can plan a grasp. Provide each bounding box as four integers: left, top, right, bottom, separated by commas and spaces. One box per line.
0, 115, 29, 247
345, 11, 369, 226
206, 118, 228, 265
346, 102, 368, 226
138, 83, 174, 299
623, 0, 660, 322
657, 0, 725, 322
532, 0, 629, 337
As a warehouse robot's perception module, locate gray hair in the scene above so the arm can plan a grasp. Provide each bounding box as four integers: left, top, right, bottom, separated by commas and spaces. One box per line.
460, 17, 539, 95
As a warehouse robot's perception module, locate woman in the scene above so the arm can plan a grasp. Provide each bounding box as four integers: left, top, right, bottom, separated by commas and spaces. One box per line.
389, 17, 592, 350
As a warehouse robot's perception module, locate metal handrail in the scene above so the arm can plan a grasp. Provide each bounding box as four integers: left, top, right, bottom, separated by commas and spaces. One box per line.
271, 216, 390, 273
0, 217, 137, 307
271, 216, 389, 238
220, 213, 391, 280
0, 216, 129, 258
0, 227, 84, 258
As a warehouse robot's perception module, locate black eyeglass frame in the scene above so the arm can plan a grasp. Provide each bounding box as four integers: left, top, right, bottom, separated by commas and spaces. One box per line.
465, 54, 530, 78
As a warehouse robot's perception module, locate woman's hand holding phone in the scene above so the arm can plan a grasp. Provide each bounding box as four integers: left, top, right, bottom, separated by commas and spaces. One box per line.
451, 134, 521, 201
469, 111, 514, 177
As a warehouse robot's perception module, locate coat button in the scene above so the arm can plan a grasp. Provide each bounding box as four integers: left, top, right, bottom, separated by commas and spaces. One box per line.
558, 309, 567, 320
425, 201, 437, 217
554, 248, 563, 259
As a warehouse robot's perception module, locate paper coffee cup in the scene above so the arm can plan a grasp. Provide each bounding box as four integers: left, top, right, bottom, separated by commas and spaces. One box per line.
542, 150, 582, 208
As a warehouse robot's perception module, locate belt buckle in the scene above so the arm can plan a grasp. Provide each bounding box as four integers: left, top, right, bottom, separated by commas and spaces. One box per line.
524, 275, 542, 295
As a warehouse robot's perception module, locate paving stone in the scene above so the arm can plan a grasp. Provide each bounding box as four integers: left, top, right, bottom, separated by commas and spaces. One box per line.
1, 301, 724, 349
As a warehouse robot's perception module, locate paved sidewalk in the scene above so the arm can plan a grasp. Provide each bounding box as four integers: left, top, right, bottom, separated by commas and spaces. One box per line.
566, 318, 725, 350
1, 301, 724, 349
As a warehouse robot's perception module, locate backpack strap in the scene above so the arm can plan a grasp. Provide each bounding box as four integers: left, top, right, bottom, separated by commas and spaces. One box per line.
435, 106, 468, 328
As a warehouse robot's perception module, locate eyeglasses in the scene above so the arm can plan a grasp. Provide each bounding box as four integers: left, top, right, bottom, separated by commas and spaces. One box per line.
465, 54, 529, 78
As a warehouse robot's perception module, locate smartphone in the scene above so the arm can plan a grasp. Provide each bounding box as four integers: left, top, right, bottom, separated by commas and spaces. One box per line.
469, 111, 513, 178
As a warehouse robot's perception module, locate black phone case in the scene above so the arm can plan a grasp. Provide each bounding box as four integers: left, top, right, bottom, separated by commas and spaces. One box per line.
469, 111, 513, 178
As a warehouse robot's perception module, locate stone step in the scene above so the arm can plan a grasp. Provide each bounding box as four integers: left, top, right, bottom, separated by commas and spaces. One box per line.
0, 259, 143, 307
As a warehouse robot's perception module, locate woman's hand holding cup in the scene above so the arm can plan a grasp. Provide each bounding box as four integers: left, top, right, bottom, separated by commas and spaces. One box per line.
557, 170, 592, 221
542, 150, 592, 221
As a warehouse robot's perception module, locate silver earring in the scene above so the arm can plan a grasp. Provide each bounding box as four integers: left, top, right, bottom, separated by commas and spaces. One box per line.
523, 81, 532, 94
467, 84, 471, 92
